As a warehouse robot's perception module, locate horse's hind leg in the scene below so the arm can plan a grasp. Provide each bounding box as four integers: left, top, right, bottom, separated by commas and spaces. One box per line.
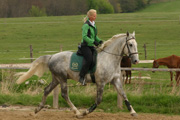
176, 72, 180, 86
59, 80, 81, 118
80, 84, 105, 117
35, 74, 59, 114
112, 78, 137, 116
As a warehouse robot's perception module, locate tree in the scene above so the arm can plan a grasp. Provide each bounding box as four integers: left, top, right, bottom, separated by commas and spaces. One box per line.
87, 0, 114, 14
109, 0, 122, 13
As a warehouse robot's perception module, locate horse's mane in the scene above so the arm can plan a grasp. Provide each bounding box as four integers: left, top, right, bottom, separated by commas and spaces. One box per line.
98, 34, 126, 52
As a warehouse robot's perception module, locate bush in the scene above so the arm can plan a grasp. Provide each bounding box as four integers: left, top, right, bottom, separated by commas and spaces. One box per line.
119, 0, 137, 12
29, 5, 47, 17
87, 0, 114, 14
135, 0, 148, 10
98, 0, 114, 13
119, 0, 150, 12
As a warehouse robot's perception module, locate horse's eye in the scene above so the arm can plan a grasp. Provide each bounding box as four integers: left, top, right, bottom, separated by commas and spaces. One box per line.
129, 44, 133, 47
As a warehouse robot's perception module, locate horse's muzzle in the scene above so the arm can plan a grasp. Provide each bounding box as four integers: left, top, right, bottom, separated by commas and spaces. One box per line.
132, 60, 139, 65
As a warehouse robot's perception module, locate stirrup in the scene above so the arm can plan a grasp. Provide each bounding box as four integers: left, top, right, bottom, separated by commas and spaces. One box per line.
79, 77, 86, 86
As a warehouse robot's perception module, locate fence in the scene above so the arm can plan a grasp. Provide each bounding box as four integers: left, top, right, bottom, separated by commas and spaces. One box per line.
1, 42, 180, 63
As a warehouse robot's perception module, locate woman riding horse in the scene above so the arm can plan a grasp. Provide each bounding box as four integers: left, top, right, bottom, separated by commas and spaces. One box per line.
79, 9, 103, 85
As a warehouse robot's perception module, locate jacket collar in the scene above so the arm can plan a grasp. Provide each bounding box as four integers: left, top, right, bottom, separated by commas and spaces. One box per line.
89, 20, 95, 26
85, 19, 96, 28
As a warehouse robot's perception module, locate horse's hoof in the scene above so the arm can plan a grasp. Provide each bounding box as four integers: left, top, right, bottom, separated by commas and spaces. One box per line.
34, 108, 40, 114
34, 109, 38, 114
76, 114, 84, 119
131, 113, 138, 117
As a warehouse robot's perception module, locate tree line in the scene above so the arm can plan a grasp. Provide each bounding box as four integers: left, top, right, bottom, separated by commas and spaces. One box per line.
0, 0, 152, 18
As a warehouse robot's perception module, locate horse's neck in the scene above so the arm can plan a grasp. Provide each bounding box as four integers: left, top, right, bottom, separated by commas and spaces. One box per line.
157, 58, 170, 66
98, 37, 125, 67
105, 37, 125, 55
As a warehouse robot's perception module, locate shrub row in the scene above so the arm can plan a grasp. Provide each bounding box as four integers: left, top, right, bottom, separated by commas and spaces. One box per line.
0, 0, 151, 17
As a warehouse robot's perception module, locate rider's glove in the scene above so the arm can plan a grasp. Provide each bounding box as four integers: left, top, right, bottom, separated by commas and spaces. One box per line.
99, 40, 103, 44
93, 41, 99, 46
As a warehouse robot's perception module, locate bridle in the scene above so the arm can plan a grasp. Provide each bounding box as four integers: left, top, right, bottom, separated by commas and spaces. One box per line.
99, 36, 138, 58
124, 37, 138, 58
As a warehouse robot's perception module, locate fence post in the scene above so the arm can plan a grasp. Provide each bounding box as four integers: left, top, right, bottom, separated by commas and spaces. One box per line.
154, 41, 156, 60
30, 45, 33, 62
117, 93, 123, 109
53, 86, 59, 109
143, 44, 147, 60
53, 45, 63, 109
60, 45, 62, 52
117, 74, 124, 109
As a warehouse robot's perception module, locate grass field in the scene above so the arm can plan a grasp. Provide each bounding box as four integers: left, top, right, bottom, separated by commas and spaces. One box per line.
1, 0, 180, 116
139, 0, 180, 12
0, 11, 180, 63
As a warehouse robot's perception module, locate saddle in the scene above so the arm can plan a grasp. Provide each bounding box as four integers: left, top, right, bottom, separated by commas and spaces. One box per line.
70, 50, 97, 83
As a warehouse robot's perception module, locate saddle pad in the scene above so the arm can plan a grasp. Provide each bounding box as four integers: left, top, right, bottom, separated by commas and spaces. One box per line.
70, 53, 96, 73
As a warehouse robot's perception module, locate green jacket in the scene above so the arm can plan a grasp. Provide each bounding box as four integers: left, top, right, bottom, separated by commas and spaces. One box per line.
81, 20, 101, 46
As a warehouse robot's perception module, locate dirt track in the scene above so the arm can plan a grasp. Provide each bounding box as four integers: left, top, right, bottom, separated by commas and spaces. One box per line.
0, 106, 180, 120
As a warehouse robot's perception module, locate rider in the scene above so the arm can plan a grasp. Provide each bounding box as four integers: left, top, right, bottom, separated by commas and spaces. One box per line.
79, 9, 103, 85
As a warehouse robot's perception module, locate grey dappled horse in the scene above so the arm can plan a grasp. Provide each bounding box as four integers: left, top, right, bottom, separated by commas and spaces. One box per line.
16, 32, 139, 118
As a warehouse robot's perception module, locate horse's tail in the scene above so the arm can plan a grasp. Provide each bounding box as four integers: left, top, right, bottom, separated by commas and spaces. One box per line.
16, 55, 52, 84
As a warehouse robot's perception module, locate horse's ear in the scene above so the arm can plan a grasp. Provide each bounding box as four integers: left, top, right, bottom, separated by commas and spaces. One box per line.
126, 31, 129, 36
132, 31, 135, 37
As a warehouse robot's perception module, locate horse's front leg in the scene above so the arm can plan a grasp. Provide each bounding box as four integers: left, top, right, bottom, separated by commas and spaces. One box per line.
112, 78, 137, 116
170, 72, 173, 86
125, 71, 128, 84
79, 84, 105, 117
129, 71, 132, 84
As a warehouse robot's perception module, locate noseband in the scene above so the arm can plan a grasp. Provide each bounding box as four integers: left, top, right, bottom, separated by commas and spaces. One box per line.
99, 36, 138, 57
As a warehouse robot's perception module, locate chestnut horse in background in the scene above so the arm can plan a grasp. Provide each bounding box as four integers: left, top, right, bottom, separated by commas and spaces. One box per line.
121, 56, 132, 84
152, 55, 180, 86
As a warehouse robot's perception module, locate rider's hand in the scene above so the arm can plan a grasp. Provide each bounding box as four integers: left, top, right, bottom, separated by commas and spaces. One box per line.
99, 40, 103, 44
94, 41, 99, 46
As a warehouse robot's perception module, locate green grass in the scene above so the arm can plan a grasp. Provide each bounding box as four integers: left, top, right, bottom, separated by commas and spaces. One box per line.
1, 11, 180, 63
1, 93, 180, 115
138, 0, 180, 12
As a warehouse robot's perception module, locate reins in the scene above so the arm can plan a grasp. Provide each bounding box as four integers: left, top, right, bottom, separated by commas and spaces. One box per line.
98, 36, 138, 57
99, 48, 124, 56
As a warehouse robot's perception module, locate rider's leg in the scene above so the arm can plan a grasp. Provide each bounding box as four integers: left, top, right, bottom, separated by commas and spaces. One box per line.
79, 46, 93, 85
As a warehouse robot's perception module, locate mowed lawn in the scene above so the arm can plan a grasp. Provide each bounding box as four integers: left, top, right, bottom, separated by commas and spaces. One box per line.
0, 11, 180, 63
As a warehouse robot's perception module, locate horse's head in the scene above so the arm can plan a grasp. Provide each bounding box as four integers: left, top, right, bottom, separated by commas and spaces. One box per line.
152, 60, 159, 73
123, 31, 139, 65
98, 32, 139, 64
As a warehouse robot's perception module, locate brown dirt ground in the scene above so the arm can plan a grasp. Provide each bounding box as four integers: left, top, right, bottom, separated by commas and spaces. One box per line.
0, 106, 180, 120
